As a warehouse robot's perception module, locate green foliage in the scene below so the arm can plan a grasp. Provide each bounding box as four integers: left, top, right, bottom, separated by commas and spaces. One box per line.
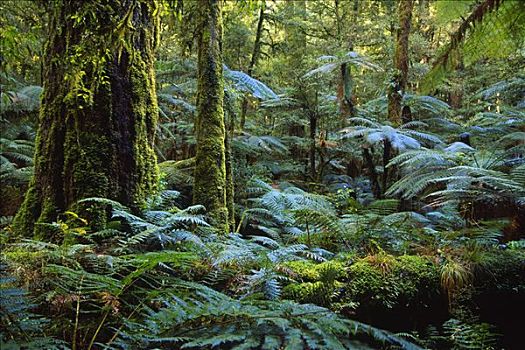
0, 264, 66, 349
0, 85, 42, 115
341, 117, 442, 151
2, 0, 525, 348
387, 141, 525, 212
443, 318, 499, 350
2, 197, 425, 350
282, 260, 346, 306
111, 280, 421, 350
224, 65, 279, 100
345, 254, 441, 311
423, 0, 525, 92
303, 51, 382, 78
0, 125, 35, 185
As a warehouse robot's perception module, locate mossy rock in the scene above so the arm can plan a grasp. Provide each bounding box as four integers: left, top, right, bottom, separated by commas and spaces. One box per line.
346, 254, 441, 310
282, 260, 347, 306
474, 249, 525, 291
283, 260, 347, 282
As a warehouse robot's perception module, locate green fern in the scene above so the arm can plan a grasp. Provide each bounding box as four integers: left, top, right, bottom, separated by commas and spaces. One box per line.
0, 264, 66, 350
110, 280, 422, 350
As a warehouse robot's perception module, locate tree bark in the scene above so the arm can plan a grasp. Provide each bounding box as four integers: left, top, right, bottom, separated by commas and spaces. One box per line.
362, 146, 381, 198
382, 139, 392, 196
309, 110, 317, 180
193, 0, 229, 233
239, 3, 265, 130
388, 0, 414, 125
224, 93, 236, 231
13, 0, 160, 239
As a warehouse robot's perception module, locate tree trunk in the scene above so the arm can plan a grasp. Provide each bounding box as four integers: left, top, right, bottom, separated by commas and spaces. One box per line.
224, 128, 235, 231
239, 3, 265, 130
13, 0, 160, 239
382, 139, 392, 196
193, 0, 229, 233
362, 146, 381, 198
224, 93, 236, 231
309, 111, 317, 180
388, 0, 414, 125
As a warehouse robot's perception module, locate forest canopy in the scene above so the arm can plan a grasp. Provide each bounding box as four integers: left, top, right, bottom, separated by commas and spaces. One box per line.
1, 0, 524, 349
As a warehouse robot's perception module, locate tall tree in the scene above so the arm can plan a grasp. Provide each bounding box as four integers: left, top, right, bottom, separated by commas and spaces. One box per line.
193, 0, 229, 232
388, 0, 414, 125
13, 0, 160, 239
239, 2, 265, 130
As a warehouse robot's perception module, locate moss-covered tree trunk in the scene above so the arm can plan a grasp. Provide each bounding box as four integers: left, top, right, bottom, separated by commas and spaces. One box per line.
224, 91, 237, 232
224, 112, 235, 231
13, 0, 160, 239
193, 0, 229, 232
388, 0, 414, 125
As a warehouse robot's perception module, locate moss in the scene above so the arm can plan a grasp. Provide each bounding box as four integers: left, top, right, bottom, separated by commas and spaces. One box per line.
283, 260, 346, 282
2, 250, 46, 265
193, 0, 229, 232
12, 182, 42, 238
282, 260, 347, 306
346, 255, 441, 310
225, 130, 235, 230
475, 249, 525, 291
283, 260, 320, 280
12, 0, 160, 240
283, 281, 338, 306
347, 260, 400, 309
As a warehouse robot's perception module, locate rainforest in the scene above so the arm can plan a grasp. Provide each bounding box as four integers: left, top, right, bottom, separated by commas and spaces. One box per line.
1, 0, 524, 349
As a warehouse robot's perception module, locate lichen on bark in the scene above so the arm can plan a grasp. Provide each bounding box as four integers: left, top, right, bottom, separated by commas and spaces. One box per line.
13, 0, 160, 240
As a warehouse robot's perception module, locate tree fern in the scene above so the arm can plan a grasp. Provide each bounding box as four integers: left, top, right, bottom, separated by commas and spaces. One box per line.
110, 280, 422, 350
422, 0, 525, 92
303, 51, 382, 78
341, 118, 442, 151
224, 65, 279, 100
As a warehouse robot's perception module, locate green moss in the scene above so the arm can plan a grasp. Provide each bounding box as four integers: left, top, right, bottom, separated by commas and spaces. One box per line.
347, 260, 399, 309
283, 281, 338, 306
193, 0, 229, 232
282, 254, 441, 312
282, 260, 347, 306
283, 260, 321, 280
12, 183, 42, 238
12, 0, 160, 240
346, 254, 441, 310
225, 130, 235, 230
475, 249, 525, 291
283, 260, 347, 282
2, 250, 46, 265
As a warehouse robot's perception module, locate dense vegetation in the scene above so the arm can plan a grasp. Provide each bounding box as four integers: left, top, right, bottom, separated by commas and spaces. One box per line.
1, 0, 524, 349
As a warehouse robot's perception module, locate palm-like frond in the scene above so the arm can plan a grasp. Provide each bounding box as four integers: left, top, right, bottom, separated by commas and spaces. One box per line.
422, 0, 525, 92
224, 65, 279, 100
388, 144, 525, 209
113, 280, 422, 350
233, 133, 288, 155
341, 118, 442, 151
303, 51, 382, 78
0, 133, 35, 184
